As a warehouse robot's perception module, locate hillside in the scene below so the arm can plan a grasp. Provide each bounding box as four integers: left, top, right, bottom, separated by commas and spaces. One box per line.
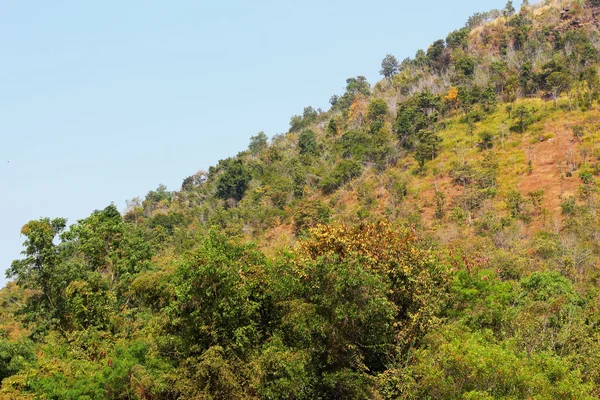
5, 0, 600, 398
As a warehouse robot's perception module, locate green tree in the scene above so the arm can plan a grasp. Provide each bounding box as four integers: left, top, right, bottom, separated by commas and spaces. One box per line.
546, 71, 572, 109
321, 160, 364, 194
0, 336, 34, 382
380, 54, 399, 79
394, 92, 441, 148
503, 1, 515, 17
414, 131, 442, 171
248, 131, 268, 155
446, 28, 470, 49
160, 232, 267, 398
7, 218, 69, 334
512, 104, 535, 133
427, 39, 449, 72
298, 129, 318, 156
215, 158, 252, 202
368, 98, 389, 123
506, 190, 525, 219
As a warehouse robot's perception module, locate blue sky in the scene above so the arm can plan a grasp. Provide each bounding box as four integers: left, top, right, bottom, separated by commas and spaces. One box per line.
0, 0, 511, 286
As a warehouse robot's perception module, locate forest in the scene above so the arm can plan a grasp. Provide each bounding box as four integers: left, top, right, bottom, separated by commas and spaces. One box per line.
5, 0, 600, 398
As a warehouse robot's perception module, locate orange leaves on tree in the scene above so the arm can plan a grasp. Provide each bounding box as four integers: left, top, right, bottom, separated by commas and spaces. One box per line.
443, 86, 459, 103
347, 94, 369, 126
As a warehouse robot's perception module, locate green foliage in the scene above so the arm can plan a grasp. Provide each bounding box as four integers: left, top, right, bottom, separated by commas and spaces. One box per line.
380, 54, 399, 79
321, 160, 363, 194
144, 183, 171, 205
7, 218, 70, 335
478, 131, 494, 149
520, 271, 578, 303
340, 130, 371, 160
394, 92, 441, 148
434, 191, 446, 220
506, 190, 525, 219
510, 104, 536, 133
0, 336, 33, 382
298, 129, 317, 156
269, 253, 397, 396
331, 76, 371, 114
248, 131, 268, 155
215, 158, 252, 202
414, 131, 442, 170
466, 10, 500, 29
290, 106, 319, 132
326, 117, 339, 136
163, 232, 266, 358
367, 98, 388, 123
293, 200, 331, 234
21, 341, 171, 399
454, 53, 476, 77
427, 39, 449, 72
446, 28, 470, 49
11, 2, 600, 398
378, 328, 594, 399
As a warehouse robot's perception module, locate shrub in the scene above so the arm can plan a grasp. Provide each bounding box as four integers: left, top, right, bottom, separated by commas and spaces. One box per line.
215, 158, 252, 202
321, 160, 364, 194
298, 129, 318, 156
368, 98, 388, 123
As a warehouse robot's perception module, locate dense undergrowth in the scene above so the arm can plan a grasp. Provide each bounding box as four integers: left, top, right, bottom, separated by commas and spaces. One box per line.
5, 0, 600, 398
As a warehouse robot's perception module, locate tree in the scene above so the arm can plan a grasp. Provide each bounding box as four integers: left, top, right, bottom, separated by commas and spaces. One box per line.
394, 92, 441, 148
427, 40, 445, 63
414, 131, 442, 171
295, 222, 450, 355
454, 54, 476, 77
7, 218, 68, 333
435, 191, 446, 220
367, 98, 388, 123
298, 129, 317, 156
162, 232, 267, 399
446, 28, 470, 49
0, 336, 33, 383
345, 76, 371, 96
326, 118, 339, 136
506, 190, 525, 219
503, 1, 515, 17
427, 40, 449, 72
248, 131, 268, 155
289, 106, 319, 132
512, 104, 535, 133
546, 72, 572, 109
215, 158, 252, 202
380, 54, 399, 79
144, 184, 171, 206
321, 160, 363, 194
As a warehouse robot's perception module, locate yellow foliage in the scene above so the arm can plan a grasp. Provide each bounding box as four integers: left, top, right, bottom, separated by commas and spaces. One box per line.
444, 86, 459, 103
347, 94, 368, 126
295, 221, 451, 350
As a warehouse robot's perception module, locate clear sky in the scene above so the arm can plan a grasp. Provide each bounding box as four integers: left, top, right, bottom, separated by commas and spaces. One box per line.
0, 0, 512, 287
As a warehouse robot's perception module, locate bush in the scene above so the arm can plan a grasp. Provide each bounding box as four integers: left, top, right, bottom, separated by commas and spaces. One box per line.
368, 98, 388, 123
321, 160, 364, 194
215, 158, 252, 202
340, 130, 371, 161
293, 200, 331, 234
298, 129, 318, 156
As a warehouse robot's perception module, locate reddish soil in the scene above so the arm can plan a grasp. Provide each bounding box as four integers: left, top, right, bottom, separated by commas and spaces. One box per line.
517, 120, 580, 215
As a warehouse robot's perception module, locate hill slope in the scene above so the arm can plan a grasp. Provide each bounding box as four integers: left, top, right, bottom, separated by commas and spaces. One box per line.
4, 0, 600, 398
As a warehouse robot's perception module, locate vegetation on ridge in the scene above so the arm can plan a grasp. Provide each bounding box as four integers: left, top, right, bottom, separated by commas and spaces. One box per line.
5, 0, 600, 398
